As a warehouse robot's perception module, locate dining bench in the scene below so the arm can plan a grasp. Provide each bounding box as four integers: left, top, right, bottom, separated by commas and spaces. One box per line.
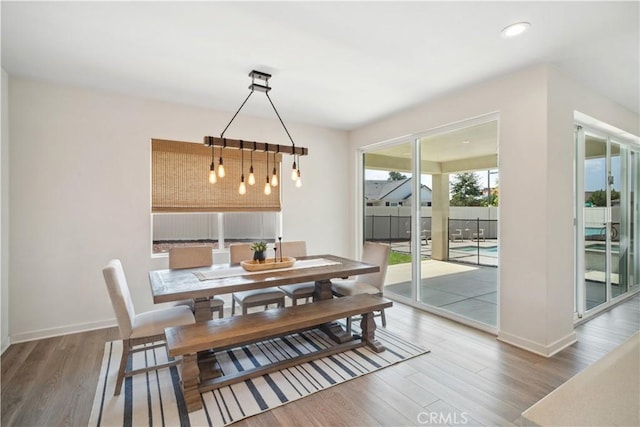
165, 293, 393, 412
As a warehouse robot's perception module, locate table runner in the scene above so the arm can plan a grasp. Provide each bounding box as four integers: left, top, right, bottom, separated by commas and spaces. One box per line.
193, 258, 341, 281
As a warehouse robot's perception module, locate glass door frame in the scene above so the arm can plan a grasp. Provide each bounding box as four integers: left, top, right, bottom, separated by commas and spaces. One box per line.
359, 136, 419, 304
356, 112, 500, 333
575, 123, 640, 320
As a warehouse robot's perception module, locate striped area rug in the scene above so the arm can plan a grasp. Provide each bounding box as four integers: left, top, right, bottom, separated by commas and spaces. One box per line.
89, 324, 428, 426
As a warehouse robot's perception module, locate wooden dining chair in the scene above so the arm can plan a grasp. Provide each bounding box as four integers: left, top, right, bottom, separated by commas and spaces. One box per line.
168, 246, 224, 318
331, 242, 391, 332
276, 241, 315, 306
103, 259, 195, 395
229, 243, 285, 315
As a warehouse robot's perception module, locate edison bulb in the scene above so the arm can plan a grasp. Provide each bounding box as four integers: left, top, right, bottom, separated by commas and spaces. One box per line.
296, 178, 302, 188
217, 163, 225, 178
291, 168, 298, 181
248, 166, 256, 185
264, 181, 272, 195
239, 180, 246, 195
209, 167, 217, 184
271, 171, 279, 187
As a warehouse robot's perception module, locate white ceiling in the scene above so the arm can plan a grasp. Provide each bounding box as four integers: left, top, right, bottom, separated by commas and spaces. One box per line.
2, 1, 638, 131
363, 119, 498, 175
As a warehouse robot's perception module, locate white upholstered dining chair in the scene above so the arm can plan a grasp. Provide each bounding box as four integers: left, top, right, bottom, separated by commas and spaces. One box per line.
331, 242, 391, 331
102, 259, 195, 396
168, 246, 224, 318
276, 241, 315, 305
229, 243, 285, 315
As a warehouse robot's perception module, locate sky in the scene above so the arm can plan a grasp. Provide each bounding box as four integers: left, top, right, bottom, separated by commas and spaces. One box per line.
366, 158, 619, 197
585, 156, 621, 191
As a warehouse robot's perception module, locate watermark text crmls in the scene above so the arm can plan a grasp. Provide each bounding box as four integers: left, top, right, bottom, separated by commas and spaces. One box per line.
417, 411, 469, 425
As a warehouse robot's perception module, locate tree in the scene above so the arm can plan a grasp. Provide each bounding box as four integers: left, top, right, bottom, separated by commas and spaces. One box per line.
588, 189, 620, 206
450, 172, 483, 206
388, 171, 407, 181
481, 190, 499, 207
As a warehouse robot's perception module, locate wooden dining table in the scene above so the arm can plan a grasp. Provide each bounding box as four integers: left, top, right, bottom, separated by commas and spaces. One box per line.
149, 253, 380, 342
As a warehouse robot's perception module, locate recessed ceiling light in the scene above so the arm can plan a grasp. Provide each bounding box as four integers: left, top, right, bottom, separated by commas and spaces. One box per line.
462, 140, 470, 144
501, 22, 531, 38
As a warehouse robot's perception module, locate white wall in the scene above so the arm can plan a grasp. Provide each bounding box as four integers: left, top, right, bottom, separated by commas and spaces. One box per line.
350, 64, 639, 356
1, 69, 9, 353
8, 77, 349, 342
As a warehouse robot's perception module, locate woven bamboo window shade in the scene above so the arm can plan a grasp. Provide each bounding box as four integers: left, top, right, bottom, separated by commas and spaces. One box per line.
152, 139, 281, 212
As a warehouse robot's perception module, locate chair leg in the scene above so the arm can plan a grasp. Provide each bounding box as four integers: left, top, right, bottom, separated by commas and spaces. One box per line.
114, 339, 130, 396
291, 297, 298, 306
231, 294, 236, 316
380, 308, 387, 327
346, 316, 352, 334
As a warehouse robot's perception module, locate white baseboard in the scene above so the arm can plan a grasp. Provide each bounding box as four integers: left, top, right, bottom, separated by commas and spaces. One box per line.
10, 318, 117, 344
497, 330, 577, 357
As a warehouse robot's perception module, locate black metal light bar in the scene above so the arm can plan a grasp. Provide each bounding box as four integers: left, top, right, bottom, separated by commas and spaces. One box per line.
203, 136, 308, 156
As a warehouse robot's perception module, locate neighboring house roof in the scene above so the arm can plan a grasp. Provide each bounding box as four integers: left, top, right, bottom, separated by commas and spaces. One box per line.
365, 178, 432, 203
365, 179, 409, 201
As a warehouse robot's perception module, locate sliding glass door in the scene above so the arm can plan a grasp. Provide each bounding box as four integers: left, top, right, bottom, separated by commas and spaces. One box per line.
576, 125, 639, 316
363, 139, 418, 302
361, 115, 499, 331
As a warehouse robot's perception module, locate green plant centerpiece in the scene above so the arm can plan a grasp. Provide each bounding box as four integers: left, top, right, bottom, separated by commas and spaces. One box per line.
250, 241, 268, 262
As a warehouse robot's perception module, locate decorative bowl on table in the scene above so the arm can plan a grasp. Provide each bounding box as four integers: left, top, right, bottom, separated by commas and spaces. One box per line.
240, 257, 296, 272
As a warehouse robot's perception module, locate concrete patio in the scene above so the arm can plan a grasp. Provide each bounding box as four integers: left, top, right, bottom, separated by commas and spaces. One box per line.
384, 258, 498, 326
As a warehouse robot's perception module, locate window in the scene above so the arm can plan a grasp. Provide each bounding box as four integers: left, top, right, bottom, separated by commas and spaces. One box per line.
151, 139, 282, 253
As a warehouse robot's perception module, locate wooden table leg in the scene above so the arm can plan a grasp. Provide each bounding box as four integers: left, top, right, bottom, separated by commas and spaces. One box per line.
193, 298, 213, 322
181, 353, 202, 412
314, 279, 353, 344
313, 279, 334, 301
360, 312, 386, 353
192, 298, 221, 386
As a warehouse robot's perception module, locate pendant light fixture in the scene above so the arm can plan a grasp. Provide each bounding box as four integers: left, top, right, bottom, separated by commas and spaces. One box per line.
271, 147, 279, 187
295, 154, 302, 188
239, 140, 246, 195
248, 141, 256, 186
291, 154, 298, 181
264, 143, 272, 195
208, 143, 217, 184
204, 70, 309, 190
217, 139, 226, 178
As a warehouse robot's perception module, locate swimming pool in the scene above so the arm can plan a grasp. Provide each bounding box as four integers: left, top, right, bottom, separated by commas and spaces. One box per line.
454, 245, 499, 254
585, 227, 605, 237
585, 243, 619, 253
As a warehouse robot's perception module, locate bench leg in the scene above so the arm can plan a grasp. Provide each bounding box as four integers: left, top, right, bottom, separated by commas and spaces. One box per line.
181, 353, 202, 412
360, 312, 386, 353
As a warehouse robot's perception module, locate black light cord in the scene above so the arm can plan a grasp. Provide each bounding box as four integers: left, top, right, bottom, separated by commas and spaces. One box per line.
220, 89, 254, 138
266, 92, 296, 147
